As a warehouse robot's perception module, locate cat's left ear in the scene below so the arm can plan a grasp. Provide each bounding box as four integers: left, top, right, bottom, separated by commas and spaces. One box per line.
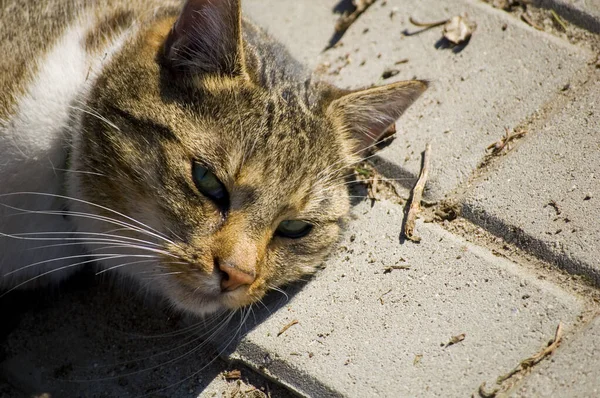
326, 80, 428, 152
163, 0, 245, 76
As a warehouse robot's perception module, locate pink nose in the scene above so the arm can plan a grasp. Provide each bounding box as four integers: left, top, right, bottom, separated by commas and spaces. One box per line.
219, 261, 255, 292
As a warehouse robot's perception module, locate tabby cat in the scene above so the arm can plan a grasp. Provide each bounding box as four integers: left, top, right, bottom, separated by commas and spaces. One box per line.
0, 0, 426, 316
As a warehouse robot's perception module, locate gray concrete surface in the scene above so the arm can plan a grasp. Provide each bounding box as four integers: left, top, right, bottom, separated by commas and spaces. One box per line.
243, 0, 339, 68
226, 200, 586, 397
315, 0, 592, 200
510, 314, 600, 397
464, 77, 600, 283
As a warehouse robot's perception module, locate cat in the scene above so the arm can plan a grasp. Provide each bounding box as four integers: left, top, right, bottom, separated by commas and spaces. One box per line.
0, 0, 427, 316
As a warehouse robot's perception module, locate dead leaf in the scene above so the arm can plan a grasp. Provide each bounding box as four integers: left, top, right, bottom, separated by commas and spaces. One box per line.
443, 14, 477, 45
223, 369, 242, 380
444, 333, 466, 347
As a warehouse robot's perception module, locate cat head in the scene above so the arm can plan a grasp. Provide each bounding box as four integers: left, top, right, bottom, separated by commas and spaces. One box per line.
68, 0, 427, 316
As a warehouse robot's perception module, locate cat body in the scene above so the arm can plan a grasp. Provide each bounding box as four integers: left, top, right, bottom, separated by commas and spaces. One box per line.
0, 0, 426, 316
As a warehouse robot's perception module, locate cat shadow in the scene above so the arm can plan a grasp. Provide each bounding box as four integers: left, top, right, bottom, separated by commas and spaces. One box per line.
332, 0, 355, 15
324, 0, 356, 51
0, 268, 312, 397
0, 271, 224, 397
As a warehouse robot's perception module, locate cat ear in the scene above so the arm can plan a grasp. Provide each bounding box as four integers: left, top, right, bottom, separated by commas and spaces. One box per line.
163, 0, 245, 76
327, 80, 428, 152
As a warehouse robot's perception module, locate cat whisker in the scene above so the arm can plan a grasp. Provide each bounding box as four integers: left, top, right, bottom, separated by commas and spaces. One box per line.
0, 192, 179, 248
69, 104, 121, 132
3, 253, 151, 277
95, 256, 161, 275
90, 244, 180, 259
143, 271, 183, 277
13, 230, 163, 248
0, 254, 146, 297
124, 313, 241, 397
254, 297, 273, 315
71, 310, 238, 384
316, 133, 397, 182
45, 167, 106, 177
79, 314, 228, 373
320, 176, 417, 193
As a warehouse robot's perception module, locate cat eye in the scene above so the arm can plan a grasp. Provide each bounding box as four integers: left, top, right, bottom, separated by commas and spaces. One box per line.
276, 220, 313, 239
192, 163, 227, 203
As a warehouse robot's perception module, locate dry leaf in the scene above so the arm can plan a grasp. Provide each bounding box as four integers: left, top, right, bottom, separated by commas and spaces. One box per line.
277, 319, 299, 336
443, 14, 477, 44
223, 369, 242, 380
444, 333, 466, 347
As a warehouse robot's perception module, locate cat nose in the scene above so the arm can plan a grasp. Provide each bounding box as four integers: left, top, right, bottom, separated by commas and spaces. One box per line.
218, 260, 255, 292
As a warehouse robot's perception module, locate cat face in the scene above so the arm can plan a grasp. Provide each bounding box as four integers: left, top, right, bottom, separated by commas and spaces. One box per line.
68, 0, 426, 316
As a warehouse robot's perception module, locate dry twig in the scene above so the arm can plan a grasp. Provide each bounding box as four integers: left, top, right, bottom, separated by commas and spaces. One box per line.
404, 143, 432, 242
487, 127, 527, 155
383, 265, 411, 273
409, 14, 476, 45
478, 323, 564, 397
550, 10, 568, 31
367, 174, 379, 200
409, 16, 448, 28
277, 319, 299, 337
498, 323, 564, 383
223, 369, 242, 380
478, 382, 500, 398
378, 288, 393, 304
521, 13, 544, 30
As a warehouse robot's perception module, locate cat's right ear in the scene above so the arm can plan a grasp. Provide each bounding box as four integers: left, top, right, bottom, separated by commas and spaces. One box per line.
325, 80, 428, 152
163, 0, 245, 77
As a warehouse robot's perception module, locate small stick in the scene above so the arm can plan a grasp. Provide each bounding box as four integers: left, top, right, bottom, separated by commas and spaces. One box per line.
521, 13, 544, 30
223, 370, 242, 380
404, 143, 432, 242
487, 127, 526, 155
378, 288, 393, 304
409, 16, 448, 28
550, 10, 568, 31
367, 174, 379, 200
478, 382, 500, 398
383, 265, 411, 273
497, 322, 564, 383
277, 319, 299, 337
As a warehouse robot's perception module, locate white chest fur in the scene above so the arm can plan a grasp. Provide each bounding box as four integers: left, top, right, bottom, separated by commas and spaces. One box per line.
0, 20, 132, 288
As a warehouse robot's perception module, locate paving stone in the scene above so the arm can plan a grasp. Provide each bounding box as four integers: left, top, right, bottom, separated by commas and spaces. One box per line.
314, 0, 592, 199
243, 0, 340, 68
228, 200, 586, 397
464, 77, 600, 283
510, 314, 600, 397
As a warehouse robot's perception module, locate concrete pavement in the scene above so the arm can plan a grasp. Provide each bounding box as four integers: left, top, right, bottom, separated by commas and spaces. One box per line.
1, 0, 599, 397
